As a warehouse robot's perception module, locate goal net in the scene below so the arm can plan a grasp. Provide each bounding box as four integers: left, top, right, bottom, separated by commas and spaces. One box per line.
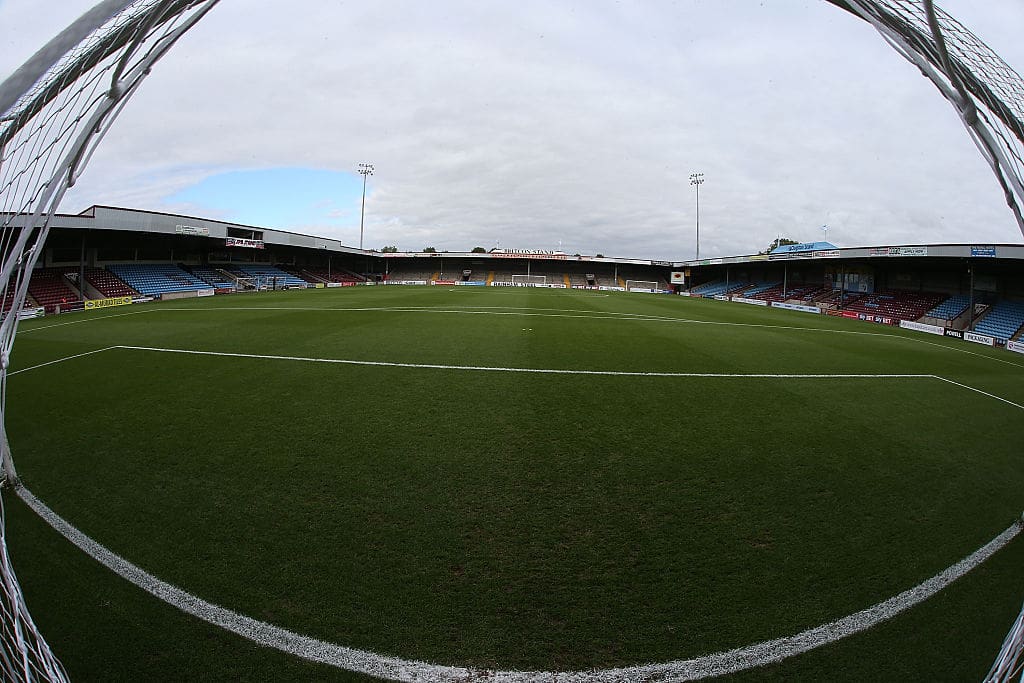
626, 279, 660, 292
511, 274, 546, 286
0, 1, 220, 680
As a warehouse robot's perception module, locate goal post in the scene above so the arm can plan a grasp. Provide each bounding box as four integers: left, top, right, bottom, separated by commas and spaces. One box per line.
626, 279, 660, 292
511, 274, 547, 286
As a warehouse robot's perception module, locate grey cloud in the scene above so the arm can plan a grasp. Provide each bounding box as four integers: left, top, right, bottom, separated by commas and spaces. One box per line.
2, 0, 1022, 258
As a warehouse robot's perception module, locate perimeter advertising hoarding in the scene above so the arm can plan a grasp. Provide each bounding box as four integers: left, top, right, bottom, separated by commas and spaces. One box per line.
84, 296, 133, 310
899, 320, 945, 336
964, 332, 995, 346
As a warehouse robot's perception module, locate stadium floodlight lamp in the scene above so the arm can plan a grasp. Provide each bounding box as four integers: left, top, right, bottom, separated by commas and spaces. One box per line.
358, 163, 374, 250
690, 172, 705, 261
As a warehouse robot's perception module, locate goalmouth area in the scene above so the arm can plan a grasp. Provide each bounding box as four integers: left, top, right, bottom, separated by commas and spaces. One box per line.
5, 285, 1024, 681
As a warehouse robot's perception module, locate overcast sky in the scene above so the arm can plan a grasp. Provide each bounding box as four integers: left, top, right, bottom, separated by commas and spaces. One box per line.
2, 0, 1023, 259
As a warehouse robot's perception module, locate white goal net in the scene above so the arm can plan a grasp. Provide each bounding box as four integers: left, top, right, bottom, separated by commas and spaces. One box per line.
511, 274, 546, 286
0, 1, 220, 680
625, 279, 659, 292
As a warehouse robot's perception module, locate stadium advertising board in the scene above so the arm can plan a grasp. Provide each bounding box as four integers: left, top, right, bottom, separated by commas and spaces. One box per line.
945, 329, 964, 339
1008, 340, 1024, 354
599, 286, 626, 292
899, 320, 945, 336
670, 271, 686, 284
971, 245, 997, 257
454, 281, 486, 286
198, 288, 215, 297
813, 250, 841, 258
225, 237, 264, 249
84, 296, 133, 310
964, 332, 996, 346
733, 297, 768, 306
432, 280, 457, 286
771, 302, 821, 314
870, 246, 929, 257
17, 307, 44, 320
856, 313, 896, 325
175, 224, 209, 236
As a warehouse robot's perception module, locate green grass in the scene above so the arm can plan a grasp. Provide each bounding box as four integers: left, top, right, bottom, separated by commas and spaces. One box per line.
5, 285, 1024, 680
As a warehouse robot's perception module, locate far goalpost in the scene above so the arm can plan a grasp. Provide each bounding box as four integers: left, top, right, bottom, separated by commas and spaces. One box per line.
625, 279, 660, 292
511, 274, 546, 286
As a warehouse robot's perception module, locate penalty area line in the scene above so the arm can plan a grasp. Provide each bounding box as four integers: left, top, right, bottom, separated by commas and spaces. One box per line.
112, 345, 933, 380
11, 481, 1023, 682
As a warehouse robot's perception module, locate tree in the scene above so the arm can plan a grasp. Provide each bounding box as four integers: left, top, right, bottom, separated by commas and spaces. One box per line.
422, 246, 437, 253
471, 246, 486, 253
381, 245, 398, 253
761, 237, 800, 255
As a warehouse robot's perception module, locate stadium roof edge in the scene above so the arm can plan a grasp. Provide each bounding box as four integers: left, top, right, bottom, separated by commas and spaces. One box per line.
12, 204, 1024, 267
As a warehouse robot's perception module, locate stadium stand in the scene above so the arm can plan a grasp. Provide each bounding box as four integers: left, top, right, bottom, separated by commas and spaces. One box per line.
106, 263, 210, 296
84, 267, 137, 298
840, 289, 945, 321
690, 280, 749, 297
188, 265, 237, 289
300, 267, 364, 284
972, 299, 1024, 342
927, 294, 972, 321
226, 264, 308, 288
27, 268, 80, 313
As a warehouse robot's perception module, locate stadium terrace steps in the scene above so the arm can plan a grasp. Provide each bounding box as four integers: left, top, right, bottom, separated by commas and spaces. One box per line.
85, 267, 137, 298
27, 268, 81, 313
839, 289, 945, 320
972, 300, 1024, 342
224, 265, 308, 288
927, 294, 972, 321
106, 263, 210, 296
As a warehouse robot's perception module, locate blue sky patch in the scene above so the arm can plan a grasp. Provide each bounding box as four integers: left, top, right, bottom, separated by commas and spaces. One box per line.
166, 167, 365, 230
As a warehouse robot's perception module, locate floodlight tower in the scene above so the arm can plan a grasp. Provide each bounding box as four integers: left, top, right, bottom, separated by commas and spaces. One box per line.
358, 163, 374, 250
690, 172, 705, 260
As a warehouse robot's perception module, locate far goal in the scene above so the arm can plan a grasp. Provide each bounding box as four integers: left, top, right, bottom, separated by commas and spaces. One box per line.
626, 280, 660, 292
511, 274, 547, 287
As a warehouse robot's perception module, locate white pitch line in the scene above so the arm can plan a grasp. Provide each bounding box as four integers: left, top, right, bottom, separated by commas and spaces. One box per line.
113, 345, 934, 379
7, 347, 117, 376
15, 308, 153, 333
933, 376, 1024, 411
12, 481, 1022, 682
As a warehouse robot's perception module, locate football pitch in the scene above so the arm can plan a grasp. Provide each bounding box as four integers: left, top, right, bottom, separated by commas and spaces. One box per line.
5, 285, 1024, 681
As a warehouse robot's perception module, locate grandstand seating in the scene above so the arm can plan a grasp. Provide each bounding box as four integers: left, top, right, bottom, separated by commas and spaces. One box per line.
840, 289, 945, 321
106, 263, 210, 296
817, 289, 863, 307
926, 294, 972, 321
188, 266, 237, 289
27, 269, 80, 313
972, 300, 1024, 342
689, 280, 745, 297
84, 267, 137, 298
302, 267, 364, 284
226, 264, 308, 288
